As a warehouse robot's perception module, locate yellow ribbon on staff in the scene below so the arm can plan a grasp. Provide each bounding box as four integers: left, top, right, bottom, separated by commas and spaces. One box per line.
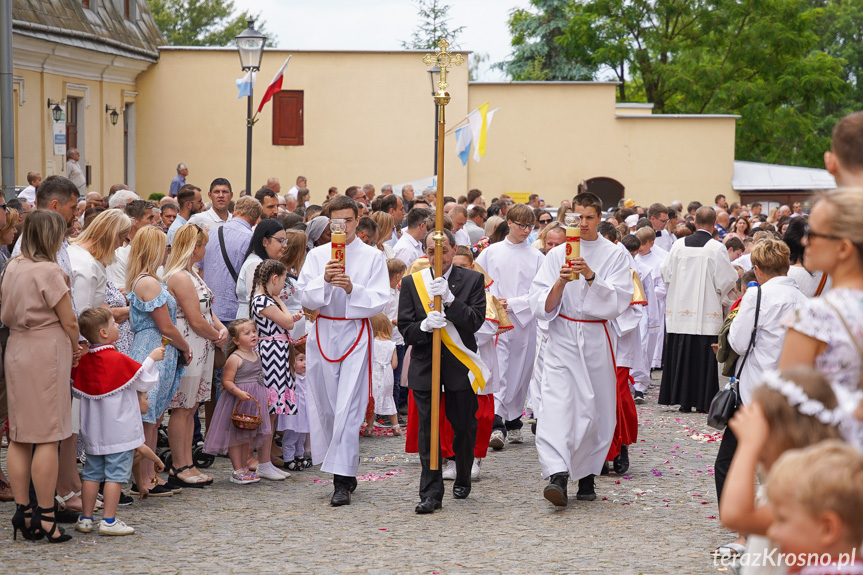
412, 269, 489, 393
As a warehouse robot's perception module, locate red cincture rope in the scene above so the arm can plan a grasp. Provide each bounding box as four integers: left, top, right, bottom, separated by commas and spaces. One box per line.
557, 314, 617, 369
315, 315, 373, 404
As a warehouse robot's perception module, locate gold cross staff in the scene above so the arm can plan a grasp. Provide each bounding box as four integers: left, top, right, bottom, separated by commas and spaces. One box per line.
423, 38, 464, 95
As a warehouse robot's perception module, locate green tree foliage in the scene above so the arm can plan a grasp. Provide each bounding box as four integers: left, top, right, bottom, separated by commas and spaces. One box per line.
499, 0, 851, 167
147, 0, 275, 47
401, 0, 465, 50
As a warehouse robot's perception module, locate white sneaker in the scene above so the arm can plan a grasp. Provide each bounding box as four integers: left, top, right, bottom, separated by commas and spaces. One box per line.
263, 462, 291, 479
489, 430, 505, 451
98, 518, 135, 536
257, 464, 287, 481
507, 428, 524, 444
471, 458, 482, 481
442, 459, 457, 481
75, 516, 93, 533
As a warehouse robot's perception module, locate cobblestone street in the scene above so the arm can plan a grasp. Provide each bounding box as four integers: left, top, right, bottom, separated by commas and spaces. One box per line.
0, 373, 733, 574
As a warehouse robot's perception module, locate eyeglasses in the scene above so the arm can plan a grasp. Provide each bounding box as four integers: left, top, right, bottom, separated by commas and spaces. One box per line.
0, 204, 7, 212
511, 222, 533, 232
804, 225, 843, 242
268, 236, 288, 245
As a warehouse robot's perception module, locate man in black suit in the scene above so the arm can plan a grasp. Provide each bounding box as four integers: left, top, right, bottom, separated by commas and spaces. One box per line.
399, 229, 487, 514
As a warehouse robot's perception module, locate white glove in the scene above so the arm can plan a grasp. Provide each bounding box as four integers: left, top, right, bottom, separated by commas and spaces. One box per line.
428, 277, 455, 305
420, 310, 448, 332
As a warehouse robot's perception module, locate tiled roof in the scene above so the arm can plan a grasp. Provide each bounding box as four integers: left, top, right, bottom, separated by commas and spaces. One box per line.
12, 0, 164, 62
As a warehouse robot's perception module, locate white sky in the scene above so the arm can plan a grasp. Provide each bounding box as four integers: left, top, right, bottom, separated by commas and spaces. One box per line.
230, 0, 533, 81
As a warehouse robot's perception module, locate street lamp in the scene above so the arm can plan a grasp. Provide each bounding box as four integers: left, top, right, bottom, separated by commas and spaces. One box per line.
47, 99, 63, 122
428, 67, 440, 176
235, 19, 266, 196
105, 105, 119, 126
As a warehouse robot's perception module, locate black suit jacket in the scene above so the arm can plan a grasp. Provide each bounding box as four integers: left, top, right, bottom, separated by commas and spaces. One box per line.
398, 265, 487, 392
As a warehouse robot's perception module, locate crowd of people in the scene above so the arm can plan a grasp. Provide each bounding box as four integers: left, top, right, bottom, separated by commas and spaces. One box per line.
1, 112, 862, 572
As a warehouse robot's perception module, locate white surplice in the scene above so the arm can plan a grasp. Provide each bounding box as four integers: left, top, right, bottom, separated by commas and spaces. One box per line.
477, 238, 545, 422
529, 237, 633, 480
636, 245, 668, 368
297, 238, 390, 477
654, 229, 676, 253
661, 234, 737, 336
627, 255, 654, 388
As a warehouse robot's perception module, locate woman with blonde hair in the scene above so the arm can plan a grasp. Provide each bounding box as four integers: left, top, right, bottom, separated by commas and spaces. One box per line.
164, 224, 227, 488
371, 211, 396, 258
0, 207, 19, 265
279, 229, 308, 340
3, 210, 79, 542
126, 226, 191, 497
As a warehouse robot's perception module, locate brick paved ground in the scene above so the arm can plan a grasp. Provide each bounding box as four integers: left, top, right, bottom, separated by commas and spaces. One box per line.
0, 373, 734, 574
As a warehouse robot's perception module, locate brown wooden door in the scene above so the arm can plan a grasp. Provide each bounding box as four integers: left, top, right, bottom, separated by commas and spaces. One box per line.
66, 97, 79, 151
272, 91, 304, 146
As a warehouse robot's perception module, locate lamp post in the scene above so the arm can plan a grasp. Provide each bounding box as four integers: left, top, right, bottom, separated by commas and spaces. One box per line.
428, 67, 440, 177
235, 19, 266, 197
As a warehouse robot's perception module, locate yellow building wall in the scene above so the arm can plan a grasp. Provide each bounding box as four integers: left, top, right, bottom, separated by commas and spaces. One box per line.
135, 49, 470, 202
1, 68, 132, 195
467, 83, 737, 207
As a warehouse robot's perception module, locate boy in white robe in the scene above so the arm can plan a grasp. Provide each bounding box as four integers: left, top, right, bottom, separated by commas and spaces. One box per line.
635, 228, 669, 370
476, 204, 545, 449
530, 193, 633, 507
296, 195, 390, 506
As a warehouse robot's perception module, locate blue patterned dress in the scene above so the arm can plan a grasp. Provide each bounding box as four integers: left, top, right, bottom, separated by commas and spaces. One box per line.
129, 275, 185, 424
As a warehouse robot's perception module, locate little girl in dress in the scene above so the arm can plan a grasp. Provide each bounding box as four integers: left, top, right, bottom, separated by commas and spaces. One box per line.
364, 313, 400, 437
203, 319, 272, 485
278, 341, 310, 471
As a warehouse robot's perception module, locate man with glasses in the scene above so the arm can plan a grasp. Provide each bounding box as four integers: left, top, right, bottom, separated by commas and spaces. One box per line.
648, 203, 676, 252
477, 204, 545, 450
167, 184, 204, 246
189, 178, 233, 231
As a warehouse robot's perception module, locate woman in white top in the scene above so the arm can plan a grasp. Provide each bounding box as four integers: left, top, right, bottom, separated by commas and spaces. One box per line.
780, 189, 863, 394
235, 219, 286, 319
64, 209, 131, 512
278, 230, 308, 340
371, 211, 396, 259
165, 224, 228, 487
782, 216, 830, 298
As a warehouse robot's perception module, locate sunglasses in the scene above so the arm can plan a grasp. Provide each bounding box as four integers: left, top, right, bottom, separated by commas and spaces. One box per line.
803, 225, 843, 242
539, 218, 553, 224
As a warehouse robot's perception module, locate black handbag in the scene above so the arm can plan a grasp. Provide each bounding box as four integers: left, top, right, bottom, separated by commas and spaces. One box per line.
707, 285, 761, 430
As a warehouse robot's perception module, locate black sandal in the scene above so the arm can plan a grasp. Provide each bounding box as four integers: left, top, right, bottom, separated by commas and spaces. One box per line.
285, 458, 303, 472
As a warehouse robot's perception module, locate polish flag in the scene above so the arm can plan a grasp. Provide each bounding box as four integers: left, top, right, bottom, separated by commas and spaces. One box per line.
256, 56, 291, 114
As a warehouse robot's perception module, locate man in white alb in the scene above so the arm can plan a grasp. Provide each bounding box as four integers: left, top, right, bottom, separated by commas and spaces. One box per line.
529, 193, 632, 506
297, 195, 390, 506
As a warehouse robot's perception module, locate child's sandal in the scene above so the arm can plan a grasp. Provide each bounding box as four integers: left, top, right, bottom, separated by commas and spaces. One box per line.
301, 457, 313, 469
285, 458, 303, 472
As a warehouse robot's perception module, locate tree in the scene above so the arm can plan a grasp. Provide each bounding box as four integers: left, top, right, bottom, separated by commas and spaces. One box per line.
401, 0, 465, 50
468, 52, 490, 81
495, 0, 594, 81
498, 0, 848, 167
147, 0, 275, 47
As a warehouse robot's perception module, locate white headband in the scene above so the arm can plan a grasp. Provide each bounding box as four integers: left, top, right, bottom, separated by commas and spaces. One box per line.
760, 370, 862, 429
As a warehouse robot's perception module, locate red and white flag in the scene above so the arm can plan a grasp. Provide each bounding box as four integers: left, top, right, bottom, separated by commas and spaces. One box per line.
256, 55, 291, 114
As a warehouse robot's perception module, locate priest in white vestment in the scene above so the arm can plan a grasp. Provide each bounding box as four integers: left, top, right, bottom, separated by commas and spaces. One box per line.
296, 195, 390, 506
476, 205, 545, 448
529, 193, 632, 507
647, 202, 676, 253
658, 207, 737, 413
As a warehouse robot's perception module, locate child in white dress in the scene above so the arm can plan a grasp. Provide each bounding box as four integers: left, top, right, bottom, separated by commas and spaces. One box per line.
365, 313, 400, 436
279, 341, 310, 471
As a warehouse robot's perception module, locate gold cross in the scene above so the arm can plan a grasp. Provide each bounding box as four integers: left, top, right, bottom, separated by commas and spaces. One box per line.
422, 38, 464, 93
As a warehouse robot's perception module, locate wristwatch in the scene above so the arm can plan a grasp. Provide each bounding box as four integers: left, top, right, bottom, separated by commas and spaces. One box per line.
585, 273, 596, 282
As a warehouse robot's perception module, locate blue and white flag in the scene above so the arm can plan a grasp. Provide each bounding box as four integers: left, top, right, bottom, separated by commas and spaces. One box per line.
236, 70, 256, 99
454, 125, 472, 166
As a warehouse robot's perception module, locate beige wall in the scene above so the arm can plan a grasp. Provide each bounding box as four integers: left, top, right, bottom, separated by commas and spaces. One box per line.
135, 49, 469, 202
0, 68, 133, 195
467, 83, 737, 208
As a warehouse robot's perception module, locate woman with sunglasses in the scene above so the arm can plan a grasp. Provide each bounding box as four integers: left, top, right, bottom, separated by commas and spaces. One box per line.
780, 189, 863, 397
528, 209, 553, 244
235, 219, 287, 320
164, 224, 228, 487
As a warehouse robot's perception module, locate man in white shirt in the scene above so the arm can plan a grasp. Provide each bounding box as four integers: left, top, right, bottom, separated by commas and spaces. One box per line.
478, 204, 545, 449
393, 208, 429, 267
647, 203, 676, 253
464, 206, 486, 245
17, 172, 41, 204
381, 194, 405, 247
66, 148, 86, 195
267, 177, 281, 195
450, 206, 470, 246
167, 184, 204, 246
189, 178, 233, 231
659, 207, 737, 413
286, 175, 306, 200
106, 199, 158, 287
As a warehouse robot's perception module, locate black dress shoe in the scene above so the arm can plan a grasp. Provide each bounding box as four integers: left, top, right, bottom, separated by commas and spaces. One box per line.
576, 474, 596, 501
543, 472, 569, 507
613, 444, 630, 474
452, 485, 471, 499
415, 497, 442, 514
330, 486, 351, 506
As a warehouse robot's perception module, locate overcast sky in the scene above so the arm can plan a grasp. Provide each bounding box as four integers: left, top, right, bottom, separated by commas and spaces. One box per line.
231, 0, 533, 81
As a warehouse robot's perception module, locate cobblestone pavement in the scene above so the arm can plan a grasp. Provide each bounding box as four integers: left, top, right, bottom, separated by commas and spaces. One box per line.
0, 372, 734, 574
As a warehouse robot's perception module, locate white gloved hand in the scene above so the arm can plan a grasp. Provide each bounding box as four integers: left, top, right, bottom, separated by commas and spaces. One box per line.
428, 277, 455, 305
420, 310, 448, 332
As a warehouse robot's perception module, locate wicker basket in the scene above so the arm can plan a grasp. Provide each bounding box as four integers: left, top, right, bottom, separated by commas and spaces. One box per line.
231, 395, 263, 431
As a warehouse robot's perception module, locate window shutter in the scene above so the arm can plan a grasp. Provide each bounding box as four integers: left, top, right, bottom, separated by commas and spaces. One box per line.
272, 90, 304, 146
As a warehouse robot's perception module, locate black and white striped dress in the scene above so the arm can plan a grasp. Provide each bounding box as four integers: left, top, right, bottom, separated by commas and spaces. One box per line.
251, 293, 296, 415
